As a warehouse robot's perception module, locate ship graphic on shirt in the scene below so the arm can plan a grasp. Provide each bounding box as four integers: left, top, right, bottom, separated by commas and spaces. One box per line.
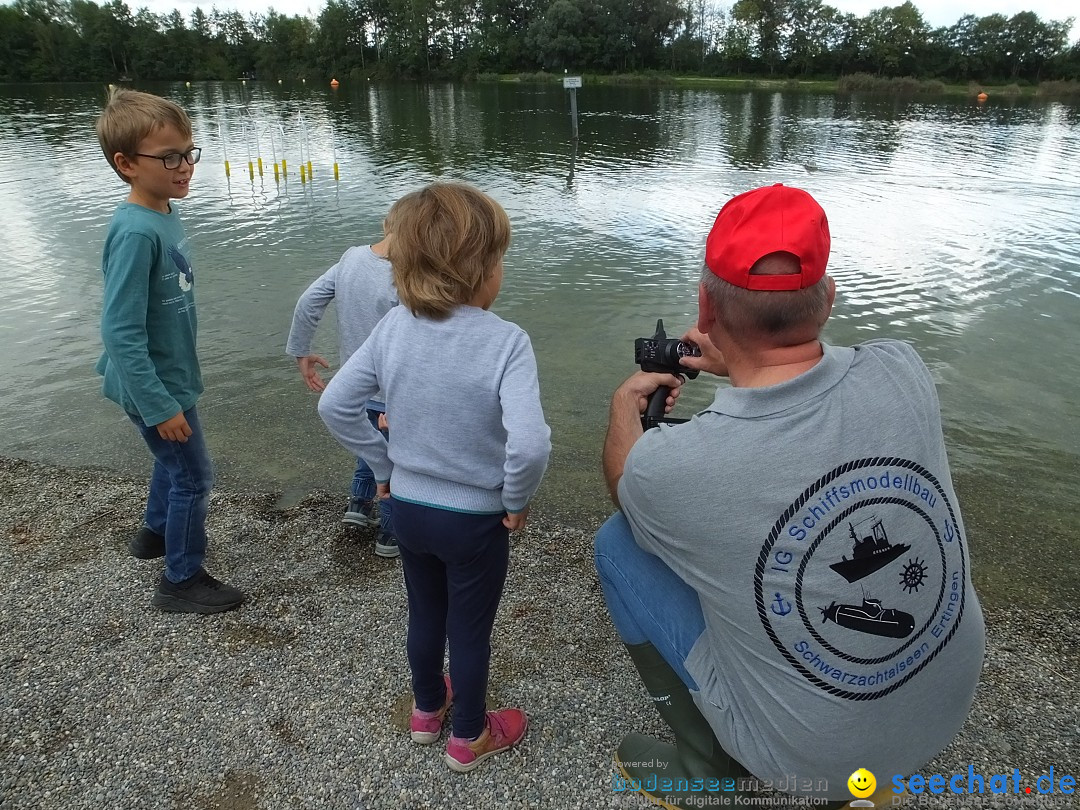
828, 517, 910, 583
820, 595, 915, 639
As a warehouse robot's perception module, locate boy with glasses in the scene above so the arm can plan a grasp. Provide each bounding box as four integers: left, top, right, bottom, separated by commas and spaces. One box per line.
94, 87, 244, 613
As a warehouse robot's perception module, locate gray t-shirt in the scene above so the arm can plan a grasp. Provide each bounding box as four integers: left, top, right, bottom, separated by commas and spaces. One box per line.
619, 340, 985, 801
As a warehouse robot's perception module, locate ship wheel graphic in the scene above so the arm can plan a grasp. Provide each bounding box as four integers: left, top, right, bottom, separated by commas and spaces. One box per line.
899, 557, 927, 593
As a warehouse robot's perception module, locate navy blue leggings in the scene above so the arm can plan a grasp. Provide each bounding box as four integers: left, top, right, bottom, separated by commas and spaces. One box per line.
391, 497, 509, 739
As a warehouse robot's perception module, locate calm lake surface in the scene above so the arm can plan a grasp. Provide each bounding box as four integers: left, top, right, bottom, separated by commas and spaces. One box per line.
1, 82, 1077, 607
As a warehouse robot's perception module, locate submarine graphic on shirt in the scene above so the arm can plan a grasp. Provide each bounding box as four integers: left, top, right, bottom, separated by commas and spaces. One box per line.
820, 594, 915, 638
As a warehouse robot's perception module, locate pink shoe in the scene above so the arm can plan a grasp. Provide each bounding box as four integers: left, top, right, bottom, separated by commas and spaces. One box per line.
444, 708, 528, 773
410, 675, 453, 744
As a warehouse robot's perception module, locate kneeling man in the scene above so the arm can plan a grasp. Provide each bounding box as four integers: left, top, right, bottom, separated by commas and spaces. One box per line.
596, 184, 985, 809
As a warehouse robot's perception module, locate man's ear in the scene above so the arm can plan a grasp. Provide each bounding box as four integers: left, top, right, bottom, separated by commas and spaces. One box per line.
697, 280, 714, 333
113, 152, 137, 180
821, 275, 836, 326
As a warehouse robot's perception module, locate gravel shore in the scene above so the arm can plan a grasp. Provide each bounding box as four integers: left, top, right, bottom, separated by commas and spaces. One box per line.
1, 456, 1076, 810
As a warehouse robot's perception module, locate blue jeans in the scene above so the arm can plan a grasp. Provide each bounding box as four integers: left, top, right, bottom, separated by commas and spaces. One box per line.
391, 498, 509, 740
594, 511, 705, 689
127, 406, 214, 583
351, 408, 393, 538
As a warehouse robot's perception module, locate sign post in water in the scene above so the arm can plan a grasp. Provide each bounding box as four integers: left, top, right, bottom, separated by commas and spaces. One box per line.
563, 75, 582, 140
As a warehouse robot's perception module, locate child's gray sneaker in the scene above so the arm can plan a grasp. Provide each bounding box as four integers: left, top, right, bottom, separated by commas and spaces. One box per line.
374, 532, 399, 559
152, 568, 246, 614
129, 526, 165, 559
343, 497, 380, 528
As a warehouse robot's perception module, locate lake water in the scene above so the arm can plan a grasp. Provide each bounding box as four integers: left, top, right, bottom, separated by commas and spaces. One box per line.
1, 82, 1077, 608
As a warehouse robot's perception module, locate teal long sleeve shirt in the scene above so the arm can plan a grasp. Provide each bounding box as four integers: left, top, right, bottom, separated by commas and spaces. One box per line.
96, 202, 202, 425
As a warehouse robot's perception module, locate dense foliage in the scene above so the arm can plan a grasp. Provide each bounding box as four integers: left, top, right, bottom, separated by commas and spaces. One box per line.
1, 0, 1077, 83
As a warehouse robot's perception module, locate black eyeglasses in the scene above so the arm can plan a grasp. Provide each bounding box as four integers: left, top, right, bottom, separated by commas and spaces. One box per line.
134, 147, 202, 170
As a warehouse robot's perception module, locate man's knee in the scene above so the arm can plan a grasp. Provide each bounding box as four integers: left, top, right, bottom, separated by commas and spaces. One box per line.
594, 511, 636, 565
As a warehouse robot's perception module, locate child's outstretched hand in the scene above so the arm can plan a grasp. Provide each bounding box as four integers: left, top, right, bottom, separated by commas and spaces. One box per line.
297, 354, 330, 392
504, 506, 529, 532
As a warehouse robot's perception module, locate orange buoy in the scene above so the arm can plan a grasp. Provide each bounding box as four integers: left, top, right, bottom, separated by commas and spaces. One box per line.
330, 78, 340, 88
977, 92, 988, 101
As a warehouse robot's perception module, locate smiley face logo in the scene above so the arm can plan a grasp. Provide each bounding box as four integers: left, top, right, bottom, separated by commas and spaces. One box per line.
848, 768, 876, 798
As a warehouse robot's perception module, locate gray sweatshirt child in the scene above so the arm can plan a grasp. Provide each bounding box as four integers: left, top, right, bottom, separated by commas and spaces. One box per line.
286, 245, 397, 407
318, 305, 551, 515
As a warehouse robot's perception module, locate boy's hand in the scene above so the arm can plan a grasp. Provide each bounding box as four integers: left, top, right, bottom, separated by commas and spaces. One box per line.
157, 412, 192, 443
377, 412, 389, 431
297, 355, 330, 392
504, 506, 529, 532
376, 482, 391, 499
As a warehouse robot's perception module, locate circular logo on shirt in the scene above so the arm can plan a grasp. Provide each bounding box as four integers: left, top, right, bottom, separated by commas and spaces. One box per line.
755, 457, 968, 700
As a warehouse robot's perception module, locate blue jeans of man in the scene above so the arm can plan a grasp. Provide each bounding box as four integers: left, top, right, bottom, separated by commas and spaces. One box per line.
594, 511, 704, 688
127, 406, 214, 583
351, 407, 393, 537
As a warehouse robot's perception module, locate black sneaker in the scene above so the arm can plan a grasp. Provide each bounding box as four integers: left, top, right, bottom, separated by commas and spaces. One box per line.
152, 568, 246, 614
129, 526, 165, 559
342, 497, 380, 529
374, 532, 399, 559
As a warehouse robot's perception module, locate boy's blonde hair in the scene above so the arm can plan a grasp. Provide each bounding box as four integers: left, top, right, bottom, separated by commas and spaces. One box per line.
387, 183, 511, 320
95, 87, 192, 183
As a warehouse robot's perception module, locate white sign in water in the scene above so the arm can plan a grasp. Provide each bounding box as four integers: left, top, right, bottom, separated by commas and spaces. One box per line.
562, 76, 582, 89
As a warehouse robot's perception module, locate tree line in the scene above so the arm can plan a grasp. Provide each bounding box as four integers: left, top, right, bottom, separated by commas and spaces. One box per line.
1, 0, 1078, 83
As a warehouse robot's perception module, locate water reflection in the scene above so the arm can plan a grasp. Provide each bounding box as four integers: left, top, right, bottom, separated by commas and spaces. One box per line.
0, 84, 1077, 556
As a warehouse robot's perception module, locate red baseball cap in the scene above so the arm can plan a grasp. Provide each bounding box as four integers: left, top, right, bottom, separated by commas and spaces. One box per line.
705, 184, 830, 291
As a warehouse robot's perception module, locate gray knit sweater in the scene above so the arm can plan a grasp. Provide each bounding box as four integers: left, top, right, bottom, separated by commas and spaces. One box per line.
318, 304, 551, 514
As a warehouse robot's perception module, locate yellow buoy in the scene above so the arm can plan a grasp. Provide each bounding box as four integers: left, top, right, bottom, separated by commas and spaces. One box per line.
224, 160, 231, 178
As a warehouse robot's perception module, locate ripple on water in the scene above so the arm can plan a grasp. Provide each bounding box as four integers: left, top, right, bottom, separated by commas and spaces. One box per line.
1, 84, 1078, 524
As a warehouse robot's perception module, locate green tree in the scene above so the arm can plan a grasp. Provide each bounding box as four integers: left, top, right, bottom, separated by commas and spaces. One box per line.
527, 0, 584, 69
0, 5, 36, 80
316, 0, 368, 76
863, 2, 928, 76
1004, 12, 1071, 80
731, 0, 784, 73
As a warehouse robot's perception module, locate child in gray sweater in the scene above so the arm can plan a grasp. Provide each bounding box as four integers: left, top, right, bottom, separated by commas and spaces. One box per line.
319, 182, 551, 772
286, 208, 401, 557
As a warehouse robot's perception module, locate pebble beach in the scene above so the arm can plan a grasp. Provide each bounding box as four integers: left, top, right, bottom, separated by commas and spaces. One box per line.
1, 455, 1076, 810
